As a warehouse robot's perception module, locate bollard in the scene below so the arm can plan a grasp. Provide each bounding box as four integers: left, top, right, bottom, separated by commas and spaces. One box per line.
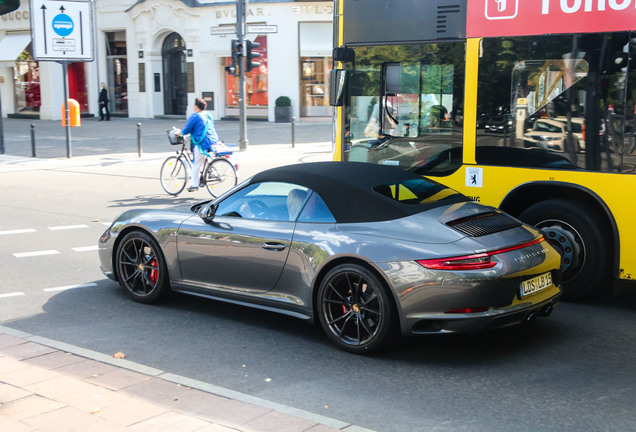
137, 123, 143, 157
30, 123, 36, 158
291, 116, 296, 148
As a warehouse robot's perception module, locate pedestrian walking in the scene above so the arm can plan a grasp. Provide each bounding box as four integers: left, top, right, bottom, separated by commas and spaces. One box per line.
99, 82, 110, 121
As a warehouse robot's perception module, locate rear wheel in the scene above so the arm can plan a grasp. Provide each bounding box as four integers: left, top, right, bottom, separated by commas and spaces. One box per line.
518, 199, 611, 300
116, 231, 170, 303
317, 264, 397, 354
205, 158, 237, 197
160, 156, 188, 196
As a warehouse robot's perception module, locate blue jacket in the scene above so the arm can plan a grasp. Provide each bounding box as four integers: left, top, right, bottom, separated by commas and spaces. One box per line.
181, 111, 219, 152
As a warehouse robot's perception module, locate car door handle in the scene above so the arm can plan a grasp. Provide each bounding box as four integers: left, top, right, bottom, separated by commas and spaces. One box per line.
262, 242, 286, 251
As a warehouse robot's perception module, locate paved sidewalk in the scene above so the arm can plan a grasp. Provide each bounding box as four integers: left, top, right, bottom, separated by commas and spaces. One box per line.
0, 116, 332, 159
0, 326, 373, 432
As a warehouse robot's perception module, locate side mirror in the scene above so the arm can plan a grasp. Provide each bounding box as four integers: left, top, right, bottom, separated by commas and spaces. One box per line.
329, 69, 347, 107
198, 203, 217, 220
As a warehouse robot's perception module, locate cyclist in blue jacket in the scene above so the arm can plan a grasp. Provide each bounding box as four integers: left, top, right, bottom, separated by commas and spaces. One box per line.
177, 97, 219, 192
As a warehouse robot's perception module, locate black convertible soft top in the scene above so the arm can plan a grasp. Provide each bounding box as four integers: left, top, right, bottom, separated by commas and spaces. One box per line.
250, 161, 467, 223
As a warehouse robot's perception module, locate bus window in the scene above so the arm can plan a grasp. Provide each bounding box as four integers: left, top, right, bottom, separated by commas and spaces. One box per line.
343, 43, 464, 172
476, 32, 634, 173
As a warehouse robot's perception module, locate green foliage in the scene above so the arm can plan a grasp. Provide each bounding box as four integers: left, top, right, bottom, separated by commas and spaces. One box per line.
275, 96, 291, 107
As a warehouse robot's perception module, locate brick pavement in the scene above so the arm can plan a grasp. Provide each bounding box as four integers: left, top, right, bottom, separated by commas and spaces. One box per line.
0, 327, 373, 432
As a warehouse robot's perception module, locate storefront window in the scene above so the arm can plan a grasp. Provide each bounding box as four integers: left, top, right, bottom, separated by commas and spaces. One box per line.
106, 31, 128, 114
68, 62, 88, 112
225, 34, 268, 108
14, 46, 40, 114
300, 57, 331, 116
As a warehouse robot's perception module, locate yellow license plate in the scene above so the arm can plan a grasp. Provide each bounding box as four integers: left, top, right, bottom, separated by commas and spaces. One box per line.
520, 272, 553, 298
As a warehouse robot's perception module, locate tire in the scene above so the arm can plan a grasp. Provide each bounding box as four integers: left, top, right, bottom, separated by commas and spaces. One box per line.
317, 264, 398, 354
116, 231, 170, 303
160, 156, 188, 196
205, 158, 237, 198
518, 199, 611, 300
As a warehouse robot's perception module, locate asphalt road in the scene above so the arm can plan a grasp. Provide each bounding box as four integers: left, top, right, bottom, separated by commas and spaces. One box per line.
2, 149, 636, 432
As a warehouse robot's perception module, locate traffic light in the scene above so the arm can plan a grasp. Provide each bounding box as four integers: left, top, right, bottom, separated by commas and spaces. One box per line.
0, 0, 20, 15
226, 39, 242, 76
246, 40, 260, 72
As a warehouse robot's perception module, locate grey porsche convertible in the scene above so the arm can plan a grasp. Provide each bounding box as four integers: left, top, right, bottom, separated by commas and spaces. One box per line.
99, 162, 562, 353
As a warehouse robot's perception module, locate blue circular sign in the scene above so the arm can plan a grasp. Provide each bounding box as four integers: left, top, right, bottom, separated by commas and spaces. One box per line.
52, 14, 74, 37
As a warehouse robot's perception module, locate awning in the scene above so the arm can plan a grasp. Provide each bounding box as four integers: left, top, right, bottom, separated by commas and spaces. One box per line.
0, 33, 31, 63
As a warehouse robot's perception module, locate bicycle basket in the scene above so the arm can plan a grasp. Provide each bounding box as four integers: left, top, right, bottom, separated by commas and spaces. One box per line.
167, 129, 184, 145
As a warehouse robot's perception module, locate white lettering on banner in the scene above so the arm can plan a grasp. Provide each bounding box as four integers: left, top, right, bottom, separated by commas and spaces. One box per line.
542, 0, 635, 13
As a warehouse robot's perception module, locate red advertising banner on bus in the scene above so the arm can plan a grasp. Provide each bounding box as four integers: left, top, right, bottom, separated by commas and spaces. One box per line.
467, 0, 636, 37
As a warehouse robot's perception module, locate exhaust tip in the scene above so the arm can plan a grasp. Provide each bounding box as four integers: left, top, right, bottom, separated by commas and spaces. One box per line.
540, 305, 554, 317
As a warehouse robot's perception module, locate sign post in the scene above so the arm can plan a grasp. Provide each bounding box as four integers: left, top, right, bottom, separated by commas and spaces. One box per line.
30, 0, 94, 158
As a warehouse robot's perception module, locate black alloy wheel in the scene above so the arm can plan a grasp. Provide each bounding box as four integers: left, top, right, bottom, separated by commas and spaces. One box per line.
116, 231, 170, 303
318, 264, 397, 354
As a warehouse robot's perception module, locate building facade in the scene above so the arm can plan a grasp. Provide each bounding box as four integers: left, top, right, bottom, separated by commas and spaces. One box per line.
0, 0, 333, 121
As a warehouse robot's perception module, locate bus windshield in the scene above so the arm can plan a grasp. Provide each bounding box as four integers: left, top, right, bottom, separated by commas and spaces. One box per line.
342, 43, 465, 173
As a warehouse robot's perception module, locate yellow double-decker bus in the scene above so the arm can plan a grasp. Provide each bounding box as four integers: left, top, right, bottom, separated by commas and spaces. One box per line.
330, 0, 636, 300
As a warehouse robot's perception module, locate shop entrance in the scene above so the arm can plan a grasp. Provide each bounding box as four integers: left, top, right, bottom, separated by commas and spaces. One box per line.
300, 57, 331, 117
162, 32, 187, 115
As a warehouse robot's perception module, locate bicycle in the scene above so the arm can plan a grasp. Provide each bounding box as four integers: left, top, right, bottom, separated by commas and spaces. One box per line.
160, 129, 238, 197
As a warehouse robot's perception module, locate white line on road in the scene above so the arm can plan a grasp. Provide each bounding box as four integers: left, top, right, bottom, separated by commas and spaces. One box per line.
48, 225, 89, 231
13, 250, 60, 258
0, 292, 25, 298
43, 283, 99, 293
72, 246, 98, 252
0, 229, 36, 235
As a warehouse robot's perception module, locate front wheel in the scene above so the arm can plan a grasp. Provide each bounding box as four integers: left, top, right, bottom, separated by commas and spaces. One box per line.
160, 156, 188, 196
205, 158, 237, 197
116, 231, 170, 303
518, 199, 611, 300
317, 264, 398, 354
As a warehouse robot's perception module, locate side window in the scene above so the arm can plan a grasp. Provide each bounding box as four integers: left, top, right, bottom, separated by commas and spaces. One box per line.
477, 32, 633, 173
216, 182, 309, 221
297, 192, 336, 223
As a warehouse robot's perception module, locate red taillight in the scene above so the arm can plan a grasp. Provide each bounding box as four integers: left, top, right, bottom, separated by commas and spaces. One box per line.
417, 236, 546, 271
417, 254, 495, 270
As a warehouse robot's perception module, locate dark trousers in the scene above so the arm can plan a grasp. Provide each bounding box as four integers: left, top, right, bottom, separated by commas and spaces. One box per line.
100, 103, 110, 120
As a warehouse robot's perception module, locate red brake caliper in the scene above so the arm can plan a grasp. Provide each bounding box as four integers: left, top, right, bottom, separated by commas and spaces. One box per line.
149, 259, 158, 283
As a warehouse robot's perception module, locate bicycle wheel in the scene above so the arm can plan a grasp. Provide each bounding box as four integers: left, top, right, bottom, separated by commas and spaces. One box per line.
205, 158, 237, 197
160, 156, 188, 195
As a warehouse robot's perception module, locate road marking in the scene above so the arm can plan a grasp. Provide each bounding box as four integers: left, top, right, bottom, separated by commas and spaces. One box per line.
48, 225, 89, 231
0, 229, 36, 235
13, 250, 60, 258
43, 283, 99, 293
72, 246, 98, 252
0, 292, 25, 298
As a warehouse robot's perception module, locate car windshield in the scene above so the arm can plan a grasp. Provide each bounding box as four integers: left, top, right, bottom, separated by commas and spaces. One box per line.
534, 121, 563, 133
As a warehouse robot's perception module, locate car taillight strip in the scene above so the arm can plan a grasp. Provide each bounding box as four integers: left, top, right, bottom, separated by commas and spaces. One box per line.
417, 236, 545, 270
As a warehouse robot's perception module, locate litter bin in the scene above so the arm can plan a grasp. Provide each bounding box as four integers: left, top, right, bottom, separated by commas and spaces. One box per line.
61, 99, 81, 127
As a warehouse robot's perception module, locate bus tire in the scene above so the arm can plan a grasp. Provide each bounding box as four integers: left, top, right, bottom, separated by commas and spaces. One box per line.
518, 199, 611, 300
